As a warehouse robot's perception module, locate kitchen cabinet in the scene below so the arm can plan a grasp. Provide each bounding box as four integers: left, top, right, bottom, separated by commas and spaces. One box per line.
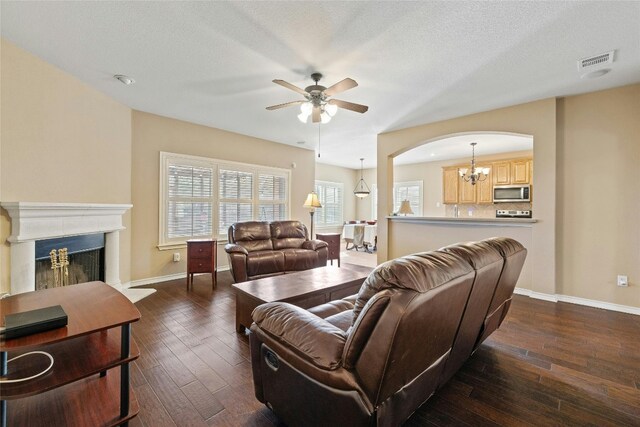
459, 176, 477, 204
492, 161, 511, 185
442, 157, 532, 204
477, 165, 494, 204
511, 159, 530, 184
442, 167, 459, 204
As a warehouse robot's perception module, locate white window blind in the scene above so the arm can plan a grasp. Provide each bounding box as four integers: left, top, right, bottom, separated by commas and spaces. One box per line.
159, 152, 291, 248
218, 169, 254, 235
258, 173, 287, 222
393, 181, 423, 216
167, 164, 214, 239
315, 181, 344, 227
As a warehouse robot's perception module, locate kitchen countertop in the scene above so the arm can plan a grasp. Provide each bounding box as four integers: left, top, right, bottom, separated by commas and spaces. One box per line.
387, 216, 537, 226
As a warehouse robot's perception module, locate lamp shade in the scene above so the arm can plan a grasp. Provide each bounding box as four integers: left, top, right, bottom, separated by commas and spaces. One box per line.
303, 191, 322, 209
398, 200, 414, 215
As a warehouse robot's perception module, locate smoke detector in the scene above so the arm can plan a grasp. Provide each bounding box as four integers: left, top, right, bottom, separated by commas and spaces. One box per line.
114, 74, 135, 85
577, 51, 615, 72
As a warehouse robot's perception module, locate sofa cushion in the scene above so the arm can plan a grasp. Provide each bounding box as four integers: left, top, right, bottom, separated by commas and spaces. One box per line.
230, 221, 273, 252
281, 248, 318, 272
352, 251, 473, 324
323, 310, 353, 332
271, 221, 307, 249
246, 250, 285, 277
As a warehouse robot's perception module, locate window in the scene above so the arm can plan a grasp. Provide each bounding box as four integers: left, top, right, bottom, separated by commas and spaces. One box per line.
159, 152, 290, 248
314, 181, 344, 227
166, 161, 214, 240
393, 181, 423, 216
218, 169, 254, 235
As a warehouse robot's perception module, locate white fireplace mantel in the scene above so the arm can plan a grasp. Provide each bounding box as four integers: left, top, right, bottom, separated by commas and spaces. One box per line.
1, 202, 132, 295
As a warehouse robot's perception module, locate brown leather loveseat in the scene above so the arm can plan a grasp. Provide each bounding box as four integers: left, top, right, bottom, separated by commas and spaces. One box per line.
225, 220, 328, 283
249, 237, 527, 426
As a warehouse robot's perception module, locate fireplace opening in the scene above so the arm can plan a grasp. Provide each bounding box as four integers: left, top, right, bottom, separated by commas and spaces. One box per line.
35, 234, 105, 290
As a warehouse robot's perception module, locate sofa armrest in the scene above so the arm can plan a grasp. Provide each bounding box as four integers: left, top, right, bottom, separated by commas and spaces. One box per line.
224, 243, 249, 255
252, 302, 346, 370
302, 239, 328, 251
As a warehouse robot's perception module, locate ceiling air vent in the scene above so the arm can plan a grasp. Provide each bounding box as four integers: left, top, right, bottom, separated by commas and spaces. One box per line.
577, 51, 615, 71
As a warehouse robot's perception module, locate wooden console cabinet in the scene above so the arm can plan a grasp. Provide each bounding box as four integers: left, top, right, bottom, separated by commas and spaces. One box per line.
0, 282, 141, 427
316, 233, 341, 267
187, 239, 217, 290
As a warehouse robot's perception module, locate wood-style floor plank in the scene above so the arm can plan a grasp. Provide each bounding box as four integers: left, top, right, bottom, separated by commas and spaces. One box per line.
129, 271, 640, 426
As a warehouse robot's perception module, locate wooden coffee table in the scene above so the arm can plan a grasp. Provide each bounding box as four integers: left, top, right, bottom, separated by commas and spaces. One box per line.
232, 264, 372, 332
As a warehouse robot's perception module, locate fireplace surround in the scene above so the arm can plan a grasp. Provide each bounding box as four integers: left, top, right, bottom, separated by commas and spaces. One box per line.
2, 202, 132, 295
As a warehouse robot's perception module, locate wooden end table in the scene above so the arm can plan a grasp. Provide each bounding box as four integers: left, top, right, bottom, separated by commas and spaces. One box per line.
316, 233, 341, 267
187, 239, 217, 290
231, 264, 372, 332
0, 282, 141, 427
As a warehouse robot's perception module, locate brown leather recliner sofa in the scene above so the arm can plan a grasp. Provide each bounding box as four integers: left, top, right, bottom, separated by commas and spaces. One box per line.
249, 237, 527, 426
224, 220, 328, 283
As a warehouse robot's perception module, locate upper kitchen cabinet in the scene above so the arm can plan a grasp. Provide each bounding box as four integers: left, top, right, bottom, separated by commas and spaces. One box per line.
442, 164, 492, 205
477, 165, 493, 204
492, 161, 511, 185
442, 157, 532, 204
511, 159, 531, 184
442, 167, 459, 204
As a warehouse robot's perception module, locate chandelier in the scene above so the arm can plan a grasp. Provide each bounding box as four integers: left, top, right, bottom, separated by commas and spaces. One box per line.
459, 142, 490, 185
353, 158, 371, 198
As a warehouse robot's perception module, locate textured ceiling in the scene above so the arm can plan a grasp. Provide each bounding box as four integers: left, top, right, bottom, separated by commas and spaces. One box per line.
1, 1, 639, 169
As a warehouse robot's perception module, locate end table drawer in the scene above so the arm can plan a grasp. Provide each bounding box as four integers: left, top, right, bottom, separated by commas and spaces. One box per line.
189, 259, 212, 273
189, 243, 212, 258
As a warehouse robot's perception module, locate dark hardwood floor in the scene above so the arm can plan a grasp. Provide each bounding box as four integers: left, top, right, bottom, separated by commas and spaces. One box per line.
129, 270, 640, 426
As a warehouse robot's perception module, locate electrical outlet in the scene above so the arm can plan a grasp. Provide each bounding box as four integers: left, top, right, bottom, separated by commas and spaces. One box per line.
173, 252, 181, 262
617, 275, 628, 287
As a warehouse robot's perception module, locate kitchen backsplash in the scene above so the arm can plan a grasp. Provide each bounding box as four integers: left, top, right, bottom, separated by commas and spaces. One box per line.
445, 203, 532, 218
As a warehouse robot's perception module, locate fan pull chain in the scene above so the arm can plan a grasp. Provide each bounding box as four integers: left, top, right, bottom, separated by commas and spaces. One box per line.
318, 123, 321, 158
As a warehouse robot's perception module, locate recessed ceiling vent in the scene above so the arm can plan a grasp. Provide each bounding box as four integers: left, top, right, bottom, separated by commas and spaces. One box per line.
577, 50, 615, 71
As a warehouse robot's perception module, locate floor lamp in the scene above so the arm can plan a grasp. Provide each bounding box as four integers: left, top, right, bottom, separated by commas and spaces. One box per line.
303, 191, 322, 238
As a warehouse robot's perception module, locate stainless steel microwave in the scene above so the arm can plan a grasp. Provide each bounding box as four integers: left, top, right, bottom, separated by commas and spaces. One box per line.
493, 185, 531, 203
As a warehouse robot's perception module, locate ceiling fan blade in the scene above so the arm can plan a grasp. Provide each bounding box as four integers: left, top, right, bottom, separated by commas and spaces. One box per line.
272, 79, 309, 96
328, 99, 369, 114
323, 78, 358, 96
266, 100, 305, 111
312, 106, 321, 123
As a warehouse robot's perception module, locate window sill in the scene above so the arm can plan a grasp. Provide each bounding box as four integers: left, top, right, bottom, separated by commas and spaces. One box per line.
157, 239, 229, 250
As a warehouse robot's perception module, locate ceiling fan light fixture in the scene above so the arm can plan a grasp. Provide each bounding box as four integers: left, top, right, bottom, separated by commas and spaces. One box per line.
320, 111, 331, 124
300, 102, 312, 114
298, 111, 310, 123
325, 103, 338, 117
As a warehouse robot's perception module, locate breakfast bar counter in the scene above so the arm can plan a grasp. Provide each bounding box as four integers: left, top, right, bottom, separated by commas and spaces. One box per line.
387, 216, 537, 226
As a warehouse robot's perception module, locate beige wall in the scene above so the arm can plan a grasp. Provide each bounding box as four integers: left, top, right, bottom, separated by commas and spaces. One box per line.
315, 163, 357, 234
377, 98, 557, 298
0, 39, 132, 293
130, 111, 315, 281
378, 84, 640, 308
557, 85, 640, 306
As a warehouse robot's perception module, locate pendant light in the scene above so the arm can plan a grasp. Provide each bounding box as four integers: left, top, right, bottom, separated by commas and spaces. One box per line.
354, 158, 371, 198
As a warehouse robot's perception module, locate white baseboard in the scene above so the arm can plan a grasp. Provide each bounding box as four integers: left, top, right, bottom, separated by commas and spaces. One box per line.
514, 287, 640, 316
129, 266, 230, 288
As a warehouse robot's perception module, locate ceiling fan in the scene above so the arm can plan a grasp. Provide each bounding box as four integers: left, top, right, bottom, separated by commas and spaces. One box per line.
266, 72, 369, 124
